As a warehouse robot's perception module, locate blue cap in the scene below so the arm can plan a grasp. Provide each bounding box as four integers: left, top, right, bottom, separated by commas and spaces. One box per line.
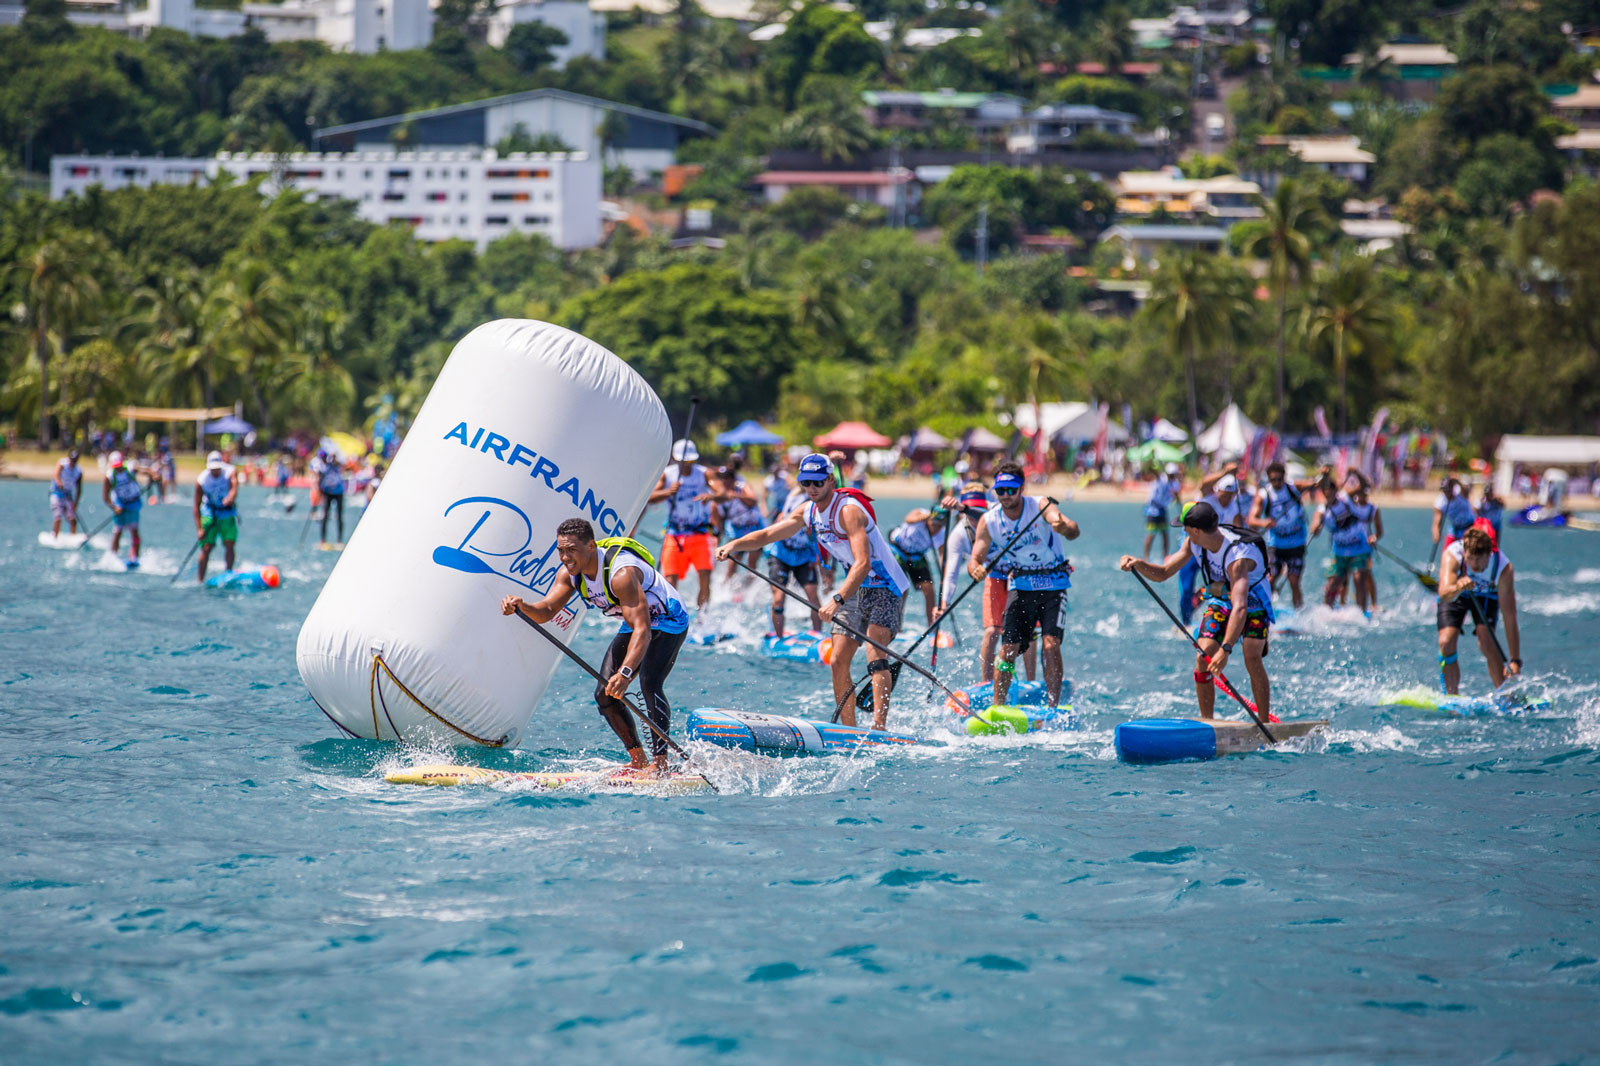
797, 453, 832, 482
993, 471, 1023, 490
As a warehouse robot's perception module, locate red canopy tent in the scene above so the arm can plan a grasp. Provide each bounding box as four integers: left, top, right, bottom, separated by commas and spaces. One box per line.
814, 421, 892, 449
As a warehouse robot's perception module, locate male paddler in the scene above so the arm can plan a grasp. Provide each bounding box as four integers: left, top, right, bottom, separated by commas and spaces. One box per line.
1436, 526, 1522, 695
313, 449, 347, 548
1432, 476, 1476, 558
966, 462, 1079, 709
649, 440, 717, 610
502, 519, 690, 773
717, 452, 910, 730
1248, 461, 1315, 609
102, 451, 143, 566
1142, 462, 1181, 560
194, 450, 240, 583
938, 481, 1036, 684
1176, 465, 1245, 624
50, 448, 84, 538
762, 481, 823, 637
1120, 501, 1274, 721
889, 507, 942, 625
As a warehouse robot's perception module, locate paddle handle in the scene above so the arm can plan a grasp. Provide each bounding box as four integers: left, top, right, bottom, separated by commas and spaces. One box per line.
1128, 569, 1275, 743
511, 611, 718, 792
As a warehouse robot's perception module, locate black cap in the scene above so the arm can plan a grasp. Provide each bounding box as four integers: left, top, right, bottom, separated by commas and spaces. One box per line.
1175, 501, 1219, 531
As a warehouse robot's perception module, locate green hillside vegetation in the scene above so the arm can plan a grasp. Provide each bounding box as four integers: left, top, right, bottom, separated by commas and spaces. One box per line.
2, 0, 1599, 452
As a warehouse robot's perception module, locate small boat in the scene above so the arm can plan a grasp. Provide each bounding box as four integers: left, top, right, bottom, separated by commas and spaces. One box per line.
1508, 505, 1568, 528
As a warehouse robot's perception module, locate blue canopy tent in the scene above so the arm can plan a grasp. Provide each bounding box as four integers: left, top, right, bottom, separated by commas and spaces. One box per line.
203, 415, 254, 436
716, 419, 784, 447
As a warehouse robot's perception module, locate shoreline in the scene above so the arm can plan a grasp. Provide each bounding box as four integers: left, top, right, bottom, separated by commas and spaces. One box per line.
6, 453, 1594, 512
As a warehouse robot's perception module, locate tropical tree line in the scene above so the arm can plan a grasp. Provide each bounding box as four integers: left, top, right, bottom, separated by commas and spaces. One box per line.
5, 168, 1599, 454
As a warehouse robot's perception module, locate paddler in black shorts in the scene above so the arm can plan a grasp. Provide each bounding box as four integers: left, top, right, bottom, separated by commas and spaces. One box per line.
966, 463, 1080, 709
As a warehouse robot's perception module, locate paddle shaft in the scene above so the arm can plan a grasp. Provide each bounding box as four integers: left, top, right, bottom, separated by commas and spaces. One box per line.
1461, 590, 1511, 668
170, 537, 204, 584
928, 506, 958, 677
1374, 542, 1438, 589
725, 553, 959, 703
1129, 570, 1276, 743
74, 510, 116, 551
511, 611, 718, 792
839, 496, 1059, 719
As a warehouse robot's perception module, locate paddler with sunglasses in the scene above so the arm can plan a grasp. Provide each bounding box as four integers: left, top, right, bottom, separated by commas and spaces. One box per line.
718, 453, 910, 729
966, 464, 1080, 709
937, 482, 1039, 684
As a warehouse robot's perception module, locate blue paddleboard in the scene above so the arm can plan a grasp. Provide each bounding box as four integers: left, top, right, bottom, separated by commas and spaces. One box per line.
685, 708, 918, 755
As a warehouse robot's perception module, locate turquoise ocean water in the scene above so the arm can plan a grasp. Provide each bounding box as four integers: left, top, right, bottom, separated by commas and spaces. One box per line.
3, 479, 1598, 1063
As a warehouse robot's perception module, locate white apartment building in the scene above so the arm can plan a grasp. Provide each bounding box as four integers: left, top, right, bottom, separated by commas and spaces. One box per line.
0, 0, 433, 53
485, 0, 605, 68
51, 149, 602, 250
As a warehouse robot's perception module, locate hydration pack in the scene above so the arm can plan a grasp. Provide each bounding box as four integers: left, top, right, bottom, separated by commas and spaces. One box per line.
581, 537, 658, 606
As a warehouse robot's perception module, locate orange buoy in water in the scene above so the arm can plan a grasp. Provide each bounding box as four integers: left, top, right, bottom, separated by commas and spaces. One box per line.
260, 565, 281, 589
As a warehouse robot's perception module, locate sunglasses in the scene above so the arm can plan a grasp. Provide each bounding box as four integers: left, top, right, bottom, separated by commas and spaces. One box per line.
797, 478, 829, 487
994, 487, 1020, 496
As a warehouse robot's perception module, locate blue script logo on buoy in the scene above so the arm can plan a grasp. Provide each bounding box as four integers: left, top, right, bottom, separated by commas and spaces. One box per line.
432, 495, 578, 628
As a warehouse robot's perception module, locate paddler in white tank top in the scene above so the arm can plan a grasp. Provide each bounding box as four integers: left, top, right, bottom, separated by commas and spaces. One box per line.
503, 518, 690, 775
966, 462, 1079, 710
50, 448, 84, 537
719, 452, 909, 731
1436, 526, 1522, 695
1121, 500, 1277, 722
193, 450, 240, 583
648, 439, 717, 611
1174, 465, 1245, 626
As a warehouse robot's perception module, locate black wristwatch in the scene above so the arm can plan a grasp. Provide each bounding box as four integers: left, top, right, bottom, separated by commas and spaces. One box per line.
832, 593, 845, 606
1222, 642, 1235, 654
1508, 658, 1522, 667
618, 665, 635, 680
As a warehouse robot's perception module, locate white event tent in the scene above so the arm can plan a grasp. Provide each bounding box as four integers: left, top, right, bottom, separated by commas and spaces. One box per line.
1195, 403, 1260, 460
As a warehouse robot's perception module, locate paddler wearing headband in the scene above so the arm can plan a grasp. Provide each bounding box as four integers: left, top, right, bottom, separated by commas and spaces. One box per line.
1436, 526, 1522, 695
718, 452, 910, 730
1119, 500, 1275, 721
502, 518, 690, 774
967, 463, 1079, 709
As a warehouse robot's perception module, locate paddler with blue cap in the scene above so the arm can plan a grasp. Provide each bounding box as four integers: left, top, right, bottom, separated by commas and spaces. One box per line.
1120, 500, 1274, 720
718, 453, 910, 730
966, 462, 1079, 709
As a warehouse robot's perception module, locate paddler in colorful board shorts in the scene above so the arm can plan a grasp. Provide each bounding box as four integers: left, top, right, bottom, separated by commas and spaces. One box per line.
502, 519, 690, 774
194, 450, 240, 583
966, 462, 1080, 710
50, 448, 84, 537
718, 453, 910, 730
1119, 501, 1275, 721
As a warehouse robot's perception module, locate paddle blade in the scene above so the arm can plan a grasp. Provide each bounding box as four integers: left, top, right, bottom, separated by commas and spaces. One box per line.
855, 660, 902, 712
1418, 573, 1439, 591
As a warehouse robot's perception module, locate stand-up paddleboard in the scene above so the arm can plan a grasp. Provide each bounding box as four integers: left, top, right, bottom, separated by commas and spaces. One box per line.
1115, 718, 1327, 763
204, 565, 282, 592
945, 678, 1072, 715
685, 708, 918, 754
761, 630, 832, 663
891, 628, 956, 650
37, 531, 89, 549
385, 764, 710, 792
100, 552, 140, 571
687, 630, 739, 646
1380, 687, 1552, 716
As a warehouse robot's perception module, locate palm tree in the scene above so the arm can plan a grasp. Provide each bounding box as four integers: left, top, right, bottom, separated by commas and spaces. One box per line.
10, 233, 104, 446
203, 259, 297, 431
1144, 251, 1244, 439
1302, 259, 1393, 434
1092, 6, 1135, 74
1237, 178, 1326, 432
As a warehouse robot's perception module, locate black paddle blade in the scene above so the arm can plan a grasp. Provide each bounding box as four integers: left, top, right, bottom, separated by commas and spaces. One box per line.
855, 660, 902, 712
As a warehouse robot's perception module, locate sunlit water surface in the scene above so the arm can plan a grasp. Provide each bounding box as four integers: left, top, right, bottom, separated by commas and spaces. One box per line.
3, 481, 1598, 1063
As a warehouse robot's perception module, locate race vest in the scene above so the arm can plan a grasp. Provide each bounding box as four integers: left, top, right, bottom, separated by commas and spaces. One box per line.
664, 464, 714, 534
1201, 491, 1245, 527
52, 462, 81, 499
889, 519, 934, 562
1327, 497, 1372, 555
721, 478, 763, 531
197, 467, 236, 520
109, 468, 142, 506
575, 540, 689, 634
1258, 483, 1306, 549
1477, 498, 1505, 534
1444, 542, 1507, 602
1144, 475, 1177, 521
769, 488, 818, 567
1192, 528, 1272, 613
1438, 493, 1475, 536
806, 491, 910, 594
985, 496, 1071, 592
318, 461, 345, 495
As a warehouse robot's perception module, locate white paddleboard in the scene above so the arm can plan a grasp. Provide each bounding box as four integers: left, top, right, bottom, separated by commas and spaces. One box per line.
38, 531, 88, 550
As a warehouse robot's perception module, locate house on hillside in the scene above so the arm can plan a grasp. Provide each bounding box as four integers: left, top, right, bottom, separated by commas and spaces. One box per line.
1114, 170, 1263, 220
1099, 223, 1228, 266
484, 0, 606, 68
861, 90, 1026, 140
313, 89, 714, 177
1551, 85, 1600, 129
1006, 106, 1141, 154
753, 169, 915, 211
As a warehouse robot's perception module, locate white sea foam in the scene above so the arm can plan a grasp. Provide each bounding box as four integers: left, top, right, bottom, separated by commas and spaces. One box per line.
1573, 567, 1600, 584
1524, 593, 1600, 616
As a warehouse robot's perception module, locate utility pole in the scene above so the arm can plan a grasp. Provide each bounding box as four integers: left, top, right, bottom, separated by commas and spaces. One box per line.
976, 202, 988, 277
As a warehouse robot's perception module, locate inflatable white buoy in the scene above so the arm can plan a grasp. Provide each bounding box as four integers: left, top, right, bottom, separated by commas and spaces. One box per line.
295, 320, 671, 746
